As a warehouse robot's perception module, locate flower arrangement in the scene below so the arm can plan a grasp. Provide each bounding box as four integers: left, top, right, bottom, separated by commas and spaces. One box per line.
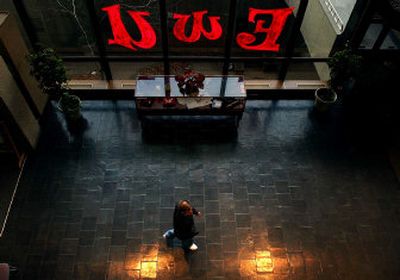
175, 69, 205, 96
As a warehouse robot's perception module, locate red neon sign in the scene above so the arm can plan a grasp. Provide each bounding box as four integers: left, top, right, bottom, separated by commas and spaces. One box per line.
173, 11, 222, 43
102, 4, 156, 51
236, 7, 294, 52
102, 5, 293, 52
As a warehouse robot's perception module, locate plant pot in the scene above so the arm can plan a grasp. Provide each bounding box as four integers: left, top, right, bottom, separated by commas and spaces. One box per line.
314, 87, 337, 112
64, 107, 81, 121
60, 94, 82, 121
184, 86, 199, 97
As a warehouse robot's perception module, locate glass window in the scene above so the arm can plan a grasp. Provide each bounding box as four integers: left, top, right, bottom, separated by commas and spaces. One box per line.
381, 29, 400, 50
169, 62, 223, 76
286, 61, 328, 81
318, 0, 357, 34
23, 0, 98, 55
110, 62, 164, 79
96, 0, 162, 56
166, 0, 229, 56
297, 0, 335, 58
359, 23, 384, 49
233, 0, 296, 57
226, 61, 281, 80
284, 0, 302, 17
135, 75, 245, 97
65, 62, 103, 80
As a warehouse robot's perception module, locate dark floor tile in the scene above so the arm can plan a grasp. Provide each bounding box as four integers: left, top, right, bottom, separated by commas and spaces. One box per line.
160, 195, 175, 208
207, 260, 224, 277
23, 254, 42, 279
204, 201, 220, 214
56, 254, 75, 272
111, 231, 127, 246
81, 217, 97, 231
205, 214, 221, 229
190, 182, 205, 195
60, 238, 79, 255
234, 200, 249, 214
222, 236, 238, 252
97, 209, 114, 225
205, 188, 219, 201
142, 229, 159, 244
235, 214, 251, 228
207, 244, 224, 260
159, 208, 174, 223
73, 263, 92, 280
109, 246, 126, 262
190, 194, 204, 208
206, 228, 222, 244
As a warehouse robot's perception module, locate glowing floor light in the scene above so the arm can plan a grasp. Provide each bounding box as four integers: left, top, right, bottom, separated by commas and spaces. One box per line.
256, 250, 274, 273
140, 261, 157, 278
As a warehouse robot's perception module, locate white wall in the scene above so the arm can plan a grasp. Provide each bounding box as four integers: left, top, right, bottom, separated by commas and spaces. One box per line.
300, 0, 338, 80
0, 0, 30, 48
0, 12, 46, 149
0, 12, 48, 115
0, 56, 40, 148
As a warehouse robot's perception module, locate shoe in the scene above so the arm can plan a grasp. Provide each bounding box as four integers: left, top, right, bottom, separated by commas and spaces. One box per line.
189, 243, 198, 251
163, 233, 168, 239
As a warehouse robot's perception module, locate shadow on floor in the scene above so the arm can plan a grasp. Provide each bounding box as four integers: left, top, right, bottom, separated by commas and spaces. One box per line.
140, 116, 239, 144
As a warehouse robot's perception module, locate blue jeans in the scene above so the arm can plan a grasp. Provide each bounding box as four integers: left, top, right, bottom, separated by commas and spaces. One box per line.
164, 229, 195, 249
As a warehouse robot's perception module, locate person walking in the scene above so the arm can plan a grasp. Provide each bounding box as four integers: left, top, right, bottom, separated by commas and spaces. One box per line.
163, 200, 201, 251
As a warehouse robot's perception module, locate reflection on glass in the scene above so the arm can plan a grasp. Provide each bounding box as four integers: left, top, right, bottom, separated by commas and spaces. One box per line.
226, 62, 280, 80
135, 76, 246, 97
112, 62, 224, 79
170, 62, 224, 76
95, 0, 161, 55
381, 29, 400, 50
23, 0, 97, 55
360, 23, 384, 50
319, 0, 356, 34
110, 62, 165, 79
286, 62, 321, 80
65, 62, 103, 80
233, 0, 295, 56
167, 0, 229, 56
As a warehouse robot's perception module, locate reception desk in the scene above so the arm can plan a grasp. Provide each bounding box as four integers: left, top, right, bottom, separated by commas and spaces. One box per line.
135, 75, 246, 127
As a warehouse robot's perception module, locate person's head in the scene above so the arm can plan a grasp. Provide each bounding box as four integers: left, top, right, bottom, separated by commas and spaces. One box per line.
178, 200, 193, 216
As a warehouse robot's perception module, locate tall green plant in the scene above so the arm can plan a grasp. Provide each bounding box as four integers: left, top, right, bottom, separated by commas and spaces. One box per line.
327, 45, 363, 91
28, 47, 82, 121
27, 47, 68, 97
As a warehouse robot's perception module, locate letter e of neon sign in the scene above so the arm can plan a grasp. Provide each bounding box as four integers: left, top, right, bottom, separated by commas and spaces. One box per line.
236, 7, 294, 52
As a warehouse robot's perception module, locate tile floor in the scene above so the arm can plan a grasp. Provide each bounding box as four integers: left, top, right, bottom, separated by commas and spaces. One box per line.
0, 100, 399, 279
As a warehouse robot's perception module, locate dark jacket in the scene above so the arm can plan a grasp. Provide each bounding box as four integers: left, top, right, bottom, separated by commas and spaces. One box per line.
173, 202, 199, 240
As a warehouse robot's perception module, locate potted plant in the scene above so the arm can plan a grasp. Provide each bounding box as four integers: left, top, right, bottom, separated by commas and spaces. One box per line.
315, 44, 363, 112
327, 44, 363, 94
27, 47, 81, 120
314, 87, 337, 112
59, 92, 81, 121
175, 69, 205, 97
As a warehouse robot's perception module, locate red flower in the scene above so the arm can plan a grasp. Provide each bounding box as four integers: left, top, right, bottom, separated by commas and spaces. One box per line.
175, 69, 205, 95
